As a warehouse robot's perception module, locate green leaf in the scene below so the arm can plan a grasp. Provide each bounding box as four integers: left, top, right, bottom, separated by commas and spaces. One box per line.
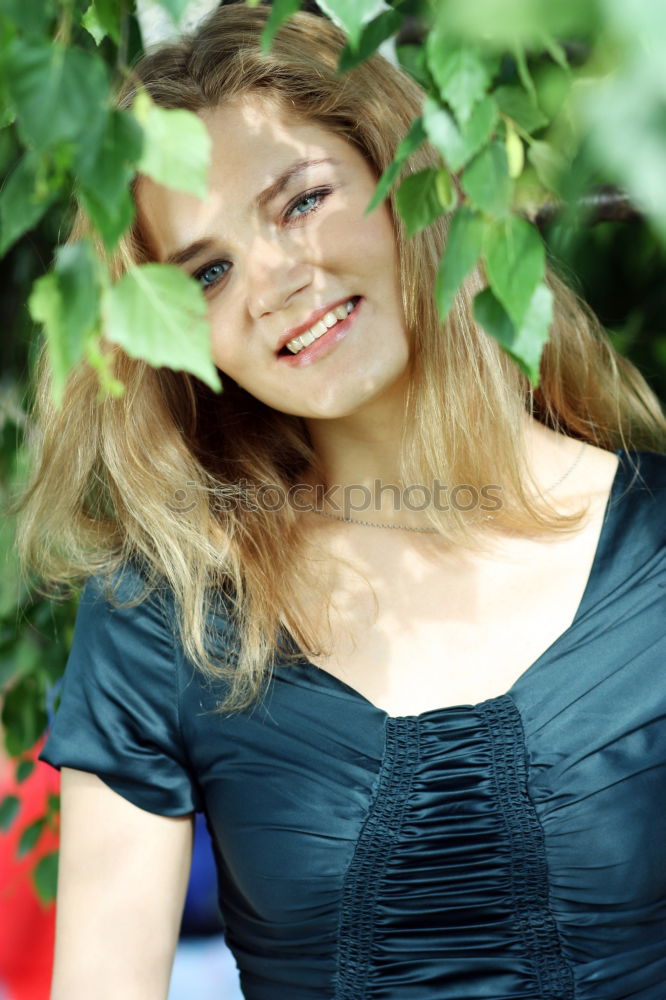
2, 683, 48, 755
84, 338, 126, 400
426, 31, 495, 124
315, 0, 389, 51
365, 115, 426, 215
527, 139, 568, 193
0, 795, 20, 831
0, 0, 53, 36
29, 240, 102, 407
103, 264, 222, 393
18, 817, 45, 858
434, 205, 485, 320
33, 851, 59, 904
29, 275, 61, 380
46, 793, 60, 821
76, 110, 143, 250
82, 0, 122, 45
461, 141, 512, 217
49, 241, 102, 352
133, 91, 210, 201
535, 64, 572, 121
152, 0, 190, 24
80, 187, 135, 254
514, 45, 537, 105
512, 164, 550, 220
540, 33, 570, 74
337, 8, 401, 73
94, 0, 123, 43
261, 0, 303, 52
82, 5, 106, 45
474, 282, 552, 384
483, 214, 545, 328
423, 93, 497, 172
396, 44, 432, 90
493, 85, 548, 133
0, 150, 58, 256
16, 757, 35, 784
511, 283, 555, 374
0, 628, 42, 691
395, 168, 445, 238
6, 40, 109, 151
76, 109, 143, 190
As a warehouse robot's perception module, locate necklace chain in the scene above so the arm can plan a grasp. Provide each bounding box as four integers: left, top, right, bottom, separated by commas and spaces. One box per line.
309, 440, 588, 533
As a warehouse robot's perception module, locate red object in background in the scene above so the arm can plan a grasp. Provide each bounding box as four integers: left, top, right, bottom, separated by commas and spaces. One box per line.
0, 736, 59, 1000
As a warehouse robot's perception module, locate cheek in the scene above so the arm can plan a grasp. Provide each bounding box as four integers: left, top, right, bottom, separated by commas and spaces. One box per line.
355, 206, 399, 274
208, 312, 245, 378
326, 221, 397, 287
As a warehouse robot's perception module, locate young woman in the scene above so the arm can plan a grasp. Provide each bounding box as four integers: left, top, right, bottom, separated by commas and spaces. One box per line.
16, 5, 666, 998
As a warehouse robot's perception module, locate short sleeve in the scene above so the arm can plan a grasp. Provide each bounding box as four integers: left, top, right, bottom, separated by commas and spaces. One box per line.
38, 566, 203, 816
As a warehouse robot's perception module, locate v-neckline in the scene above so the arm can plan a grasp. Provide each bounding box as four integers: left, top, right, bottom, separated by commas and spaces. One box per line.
279, 449, 631, 722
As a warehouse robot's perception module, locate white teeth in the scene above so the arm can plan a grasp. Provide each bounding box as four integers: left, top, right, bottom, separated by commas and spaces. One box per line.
284, 298, 357, 355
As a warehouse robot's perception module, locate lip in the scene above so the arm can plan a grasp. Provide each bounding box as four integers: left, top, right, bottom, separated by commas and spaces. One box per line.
275, 295, 358, 354
277, 297, 362, 367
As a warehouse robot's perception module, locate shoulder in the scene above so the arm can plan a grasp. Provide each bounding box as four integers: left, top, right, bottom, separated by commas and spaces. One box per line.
620, 448, 666, 490
81, 560, 169, 617
597, 449, 666, 605
613, 449, 666, 532
59, 562, 188, 707
77, 561, 179, 643
568, 445, 665, 528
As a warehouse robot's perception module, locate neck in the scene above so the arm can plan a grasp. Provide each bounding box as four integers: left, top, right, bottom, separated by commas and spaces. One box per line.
302, 404, 588, 530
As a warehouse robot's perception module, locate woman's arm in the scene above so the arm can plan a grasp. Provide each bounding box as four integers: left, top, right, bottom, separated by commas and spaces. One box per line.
50, 767, 194, 1000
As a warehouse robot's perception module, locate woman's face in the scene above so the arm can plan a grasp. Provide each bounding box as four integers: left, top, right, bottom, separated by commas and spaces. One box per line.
135, 92, 411, 419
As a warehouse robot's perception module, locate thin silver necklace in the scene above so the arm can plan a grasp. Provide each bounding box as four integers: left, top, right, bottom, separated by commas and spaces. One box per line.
309, 440, 588, 533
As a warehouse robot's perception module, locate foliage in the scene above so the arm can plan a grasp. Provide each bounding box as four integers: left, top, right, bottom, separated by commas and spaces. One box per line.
1, 0, 665, 904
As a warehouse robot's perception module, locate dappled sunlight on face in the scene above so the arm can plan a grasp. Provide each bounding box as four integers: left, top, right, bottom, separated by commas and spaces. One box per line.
135, 92, 411, 422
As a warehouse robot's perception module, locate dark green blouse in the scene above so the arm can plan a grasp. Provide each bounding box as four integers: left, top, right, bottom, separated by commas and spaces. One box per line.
40, 449, 666, 999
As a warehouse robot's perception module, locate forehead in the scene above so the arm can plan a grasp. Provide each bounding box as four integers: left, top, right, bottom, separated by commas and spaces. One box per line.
135, 92, 353, 258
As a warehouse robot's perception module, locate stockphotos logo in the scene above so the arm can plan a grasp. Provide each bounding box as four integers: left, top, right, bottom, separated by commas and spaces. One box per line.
166, 479, 503, 516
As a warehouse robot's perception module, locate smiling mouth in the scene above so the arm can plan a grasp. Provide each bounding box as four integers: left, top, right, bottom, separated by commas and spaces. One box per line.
276, 297, 362, 357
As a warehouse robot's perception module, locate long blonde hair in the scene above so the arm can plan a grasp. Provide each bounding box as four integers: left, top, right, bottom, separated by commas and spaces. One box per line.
13, 4, 666, 713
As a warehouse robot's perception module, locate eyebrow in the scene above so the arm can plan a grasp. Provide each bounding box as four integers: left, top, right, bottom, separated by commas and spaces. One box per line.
164, 157, 338, 267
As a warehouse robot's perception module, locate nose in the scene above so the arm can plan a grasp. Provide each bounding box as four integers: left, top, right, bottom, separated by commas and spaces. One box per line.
245, 234, 314, 320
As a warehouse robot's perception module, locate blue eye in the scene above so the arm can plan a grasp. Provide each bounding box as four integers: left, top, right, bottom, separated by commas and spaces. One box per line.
285, 187, 332, 222
289, 193, 319, 216
194, 261, 229, 290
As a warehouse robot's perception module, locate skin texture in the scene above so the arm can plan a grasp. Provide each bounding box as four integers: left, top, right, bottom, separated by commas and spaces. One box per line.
137, 92, 411, 424
50, 768, 192, 1000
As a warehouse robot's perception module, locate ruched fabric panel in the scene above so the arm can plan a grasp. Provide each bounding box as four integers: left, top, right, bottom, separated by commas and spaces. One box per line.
332, 702, 574, 1000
